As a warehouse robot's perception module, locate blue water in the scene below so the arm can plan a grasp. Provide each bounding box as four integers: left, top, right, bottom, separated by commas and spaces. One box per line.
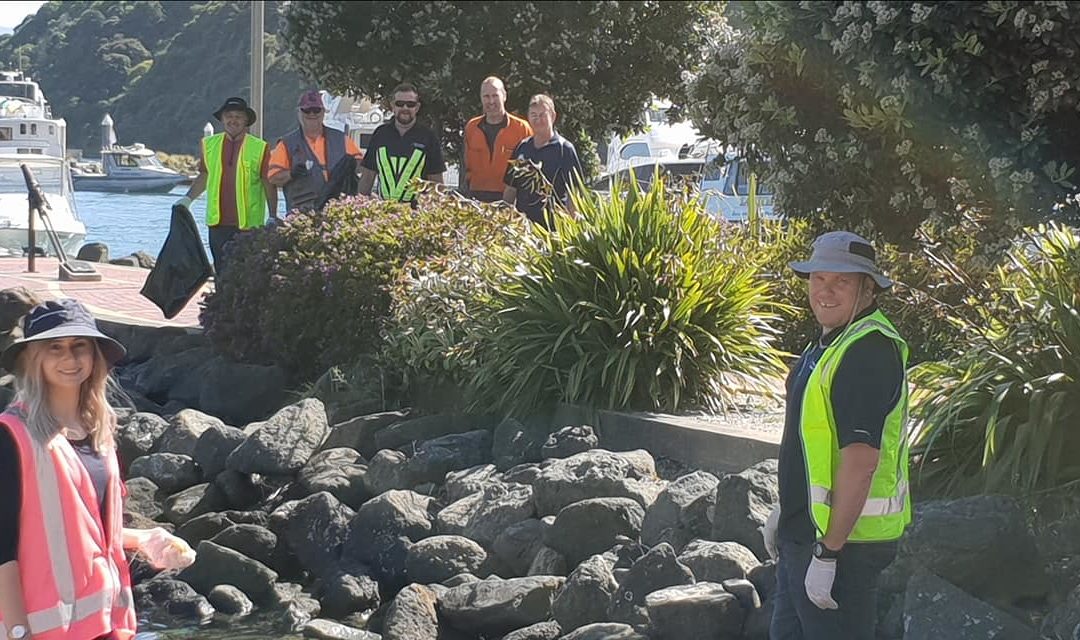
73, 187, 288, 258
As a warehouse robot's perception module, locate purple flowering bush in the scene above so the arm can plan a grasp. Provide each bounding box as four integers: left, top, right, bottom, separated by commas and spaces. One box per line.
200, 193, 520, 379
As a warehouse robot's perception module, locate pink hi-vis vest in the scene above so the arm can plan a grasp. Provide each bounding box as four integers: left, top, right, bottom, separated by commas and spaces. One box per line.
0, 407, 136, 640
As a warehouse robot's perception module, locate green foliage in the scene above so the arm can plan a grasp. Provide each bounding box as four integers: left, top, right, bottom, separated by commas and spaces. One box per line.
910, 223, 1080, 495
687, 2, 1080, 240
200, 193, 521, 379
0, 1, 310, 154
464, 176, 788, 416
282, 1, 720, 158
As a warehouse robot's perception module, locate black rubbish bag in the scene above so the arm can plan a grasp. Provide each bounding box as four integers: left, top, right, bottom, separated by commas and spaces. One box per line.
140, 205, 213, 319
315, 154, 360, 211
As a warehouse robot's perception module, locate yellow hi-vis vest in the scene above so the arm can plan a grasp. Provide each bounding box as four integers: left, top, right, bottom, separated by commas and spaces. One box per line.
800, 309, 912, 542
202, 132, 268, 229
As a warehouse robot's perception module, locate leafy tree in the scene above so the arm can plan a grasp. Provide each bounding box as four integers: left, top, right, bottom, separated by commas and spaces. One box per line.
282, 1, 720, 173
687, 1, 1080, 241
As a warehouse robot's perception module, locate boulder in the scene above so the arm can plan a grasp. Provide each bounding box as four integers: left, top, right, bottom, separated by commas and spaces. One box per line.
346, 490, 437, 556
316, 571, 381, 618
747, 560, 777, 603
709, 459, 778, 561
677, 539, 760, 583
299, 448, 370, 509
271, 581, 323, 631
227, 398, 329, 474
493, 417, 550, 470
132, 347, 215, 400
128, 452, 200, 493
374, 413, 493, 451
551, 553, 618, 631
210, 524, 279, 569
721, 578, 761, 611
406, 535, 488, 584
641, 471, 719, 551
178, 540, 278, 604
645, 582, 745, 640
903, 570, 1037, 639
528, 546, 568, 577
77, 242, 109, 262
124, 476, 163, 521
133, 577, 214, 622
437, 576, 565, 637
445, 464, 500, 503
545, 498, 645, 566
541, 425, 599, 460
196, 357, 288, 426
493, 518, 549, 577
557, 623, 647, 640
382, 583, 439, 640
608, 543, 695, 626
436, 482, 536, 547
192, 424, 247, 478
0, 286, 40, 339
208, 584, 253, 617
116, 412, 169, 467
406, 430, 494, 486
364, 449, 416, 494
503, 463, 545, 485
321, 409, 410, 457
302, 619, 381, 640
213, 469, 262, 510
1041, 582, 1080, 640
157, 409, 225, 457
162, 483, 227, 524
175, 512, 237, 546
533, 449, 662, 516
503, 621, 562, 640
283, 492, 356, 579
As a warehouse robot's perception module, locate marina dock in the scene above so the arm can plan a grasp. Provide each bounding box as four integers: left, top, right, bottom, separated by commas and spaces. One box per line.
0, 257, 205, 328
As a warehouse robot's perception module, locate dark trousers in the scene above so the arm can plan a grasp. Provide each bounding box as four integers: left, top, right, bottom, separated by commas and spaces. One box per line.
470, 190, 505, 203
770, 539, 896, 640
208, 225, 240, 276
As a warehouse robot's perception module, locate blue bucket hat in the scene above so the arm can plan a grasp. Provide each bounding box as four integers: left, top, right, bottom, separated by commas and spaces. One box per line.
789, 231, 893, 289
1, 299, 126, 371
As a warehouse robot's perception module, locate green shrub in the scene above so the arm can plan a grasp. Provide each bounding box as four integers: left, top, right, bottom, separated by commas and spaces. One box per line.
910, 223, 1080, 495
200, 193, 520, 379
464, 176, 788, 416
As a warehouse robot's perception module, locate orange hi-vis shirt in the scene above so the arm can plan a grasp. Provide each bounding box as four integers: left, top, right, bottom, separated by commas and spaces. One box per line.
269, 129, 363, 181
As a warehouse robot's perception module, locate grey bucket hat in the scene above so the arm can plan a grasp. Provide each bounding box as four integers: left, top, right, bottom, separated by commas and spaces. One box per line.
1, 299, 126, 372
789, 231, 893, 289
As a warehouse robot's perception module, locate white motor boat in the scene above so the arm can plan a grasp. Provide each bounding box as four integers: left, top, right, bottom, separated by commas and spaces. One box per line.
0, 71, 86, 256
73, 142, 188, 194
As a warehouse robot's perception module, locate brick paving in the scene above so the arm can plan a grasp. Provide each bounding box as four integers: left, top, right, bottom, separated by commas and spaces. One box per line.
0, 257, 206, 328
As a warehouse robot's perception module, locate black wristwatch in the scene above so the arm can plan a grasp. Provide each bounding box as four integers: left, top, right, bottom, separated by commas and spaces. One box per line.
812, 541, 841, 560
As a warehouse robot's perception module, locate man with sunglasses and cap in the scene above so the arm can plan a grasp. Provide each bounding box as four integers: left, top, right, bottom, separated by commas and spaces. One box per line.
764, 231, 911, 639
268, 89, 365, 213
358, 82, 446, 204
176, 96, 277, 274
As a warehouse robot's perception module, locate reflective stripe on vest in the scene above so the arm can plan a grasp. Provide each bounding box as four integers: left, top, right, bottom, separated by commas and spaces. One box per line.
202, 133, 268, 228
799, 309, 913, 543
376, 146, 425, 202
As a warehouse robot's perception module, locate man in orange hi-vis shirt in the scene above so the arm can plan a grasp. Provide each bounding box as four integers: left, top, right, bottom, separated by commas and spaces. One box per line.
269, 90, 364, 213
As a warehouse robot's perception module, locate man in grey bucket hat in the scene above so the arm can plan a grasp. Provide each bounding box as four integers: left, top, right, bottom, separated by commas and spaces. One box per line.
765, 231, 911, 639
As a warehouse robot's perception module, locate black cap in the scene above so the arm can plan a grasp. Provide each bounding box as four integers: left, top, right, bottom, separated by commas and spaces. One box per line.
213, 96, 257, 126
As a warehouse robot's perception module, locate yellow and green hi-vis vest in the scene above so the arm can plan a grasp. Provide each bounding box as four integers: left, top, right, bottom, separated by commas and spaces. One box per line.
202, 133, 268, 229
800, 308, 912, 542
376, 146, 425, 202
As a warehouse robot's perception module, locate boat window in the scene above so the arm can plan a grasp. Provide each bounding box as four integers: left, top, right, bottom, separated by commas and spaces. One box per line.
30, 124, 37, 135
632, 161, 704, 191
19, 124, 25, 135
0, 128, 10, 141
137, 154, 164, 168
48, 125, 54, 135
0, 164, 62, 193
0, 83, 35, 100
116, 154, 139, 167
619, 142, 651, 161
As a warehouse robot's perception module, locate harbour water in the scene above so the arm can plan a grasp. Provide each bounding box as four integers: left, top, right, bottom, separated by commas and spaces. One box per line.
74, 187, 289, 258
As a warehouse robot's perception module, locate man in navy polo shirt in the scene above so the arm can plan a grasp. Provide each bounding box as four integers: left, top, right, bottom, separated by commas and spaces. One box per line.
359, 82, 446, 204
502, 94, 583, 226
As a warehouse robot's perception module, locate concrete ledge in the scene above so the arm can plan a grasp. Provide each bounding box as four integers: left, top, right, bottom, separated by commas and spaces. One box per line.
553, 404, 780, 474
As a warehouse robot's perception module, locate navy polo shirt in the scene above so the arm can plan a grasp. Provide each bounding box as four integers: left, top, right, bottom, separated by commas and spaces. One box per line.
505, 132, 583, 225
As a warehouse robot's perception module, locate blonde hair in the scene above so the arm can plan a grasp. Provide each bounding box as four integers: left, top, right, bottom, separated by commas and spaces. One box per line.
528, 94, 556, 115
14, 339, 118, 451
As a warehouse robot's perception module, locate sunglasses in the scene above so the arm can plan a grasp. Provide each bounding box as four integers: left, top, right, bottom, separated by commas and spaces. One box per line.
394, 100, 419, 109
300, 107, 324, 114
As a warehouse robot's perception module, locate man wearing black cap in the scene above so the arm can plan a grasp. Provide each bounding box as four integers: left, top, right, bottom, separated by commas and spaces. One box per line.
765, 231, 911, 639
176, 97, 277, 274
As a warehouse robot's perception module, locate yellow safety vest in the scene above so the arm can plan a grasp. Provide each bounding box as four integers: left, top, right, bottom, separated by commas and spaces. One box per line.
202, 133, 268, 229
800, 309, 912, 542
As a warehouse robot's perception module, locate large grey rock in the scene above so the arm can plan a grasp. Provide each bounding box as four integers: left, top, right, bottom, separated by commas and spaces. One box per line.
437, 576, 565, 637
528, 546, 568, 577
133, 577, 215, 622
124, 476, 163, 521
196, 358, 288, 426
503, 621, 562, 640
283, 492, 355, 579
545, 498, 644, 566
321, 409, 409, 457
406, 535, 488, 584
445, 464, 500, 503
903, 570, 1037, 639
608, 543, 695, 626
709, 459, 778, 561
541, 425, 599, 460
303, 618, 382, 640
178, 540, 278, 603
175, 512, 237, 546
677, 539, 760, 583
533, 449, 662, 516
133, 348, 215, 399
493, 518, 549, 577
270, 581, 323, 632
364, 449, 416, 494
552, 553, 618, 631
128, 452, 201, 493
299, 448, 370, 509
493, 417, 550, 470
436, 482, 536, 547
315, 571, 381, 618
382, 583, 439, 640
558, 623, 647, 640
344, 490, 435, 587
1041, 582, 1080, 640
641, 471, 719, 551
210, 523, 278, 568
208, 584, 254, 617
162, 482, 227, 524
116, 412, 169, 467
504, 463, 545, 486
374, 413, 492, 451
407, 430, 493, 485
214, 469, 261, 510
192, 424, 247, 478
646, 581, 744, 640
227, 399, 329, 474
158, 409, 225, 457
888, 495, 1048, 605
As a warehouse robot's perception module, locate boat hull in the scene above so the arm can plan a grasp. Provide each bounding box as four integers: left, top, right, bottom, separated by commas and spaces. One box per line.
73, 174, 186, 194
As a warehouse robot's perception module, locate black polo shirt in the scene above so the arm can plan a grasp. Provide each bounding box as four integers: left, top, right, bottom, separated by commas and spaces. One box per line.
777, 305, 904, 543
361, 122, 446, 202
505, 132, 583, 225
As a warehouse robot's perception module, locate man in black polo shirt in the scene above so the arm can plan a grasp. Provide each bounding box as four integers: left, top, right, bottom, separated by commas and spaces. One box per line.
763, 231, 910, 640
502, 94, 583, 226
359, 82, 446, 204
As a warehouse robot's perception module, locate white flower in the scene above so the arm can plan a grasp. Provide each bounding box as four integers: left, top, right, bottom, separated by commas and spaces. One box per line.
895, 139, 913, 156
910, 3, 933, 24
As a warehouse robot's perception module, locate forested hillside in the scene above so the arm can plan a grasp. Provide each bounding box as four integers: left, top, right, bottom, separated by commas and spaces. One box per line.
0, 1, 311, 155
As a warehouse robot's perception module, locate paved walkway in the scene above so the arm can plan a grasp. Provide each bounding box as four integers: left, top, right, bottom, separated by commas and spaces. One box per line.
0, 257, 206, 327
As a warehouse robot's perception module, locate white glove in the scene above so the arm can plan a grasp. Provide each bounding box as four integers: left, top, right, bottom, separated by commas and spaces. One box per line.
760, 506, 780, 560
804, 556, 839, 610
136, 527, 197, 570
175, 196, 193, 209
